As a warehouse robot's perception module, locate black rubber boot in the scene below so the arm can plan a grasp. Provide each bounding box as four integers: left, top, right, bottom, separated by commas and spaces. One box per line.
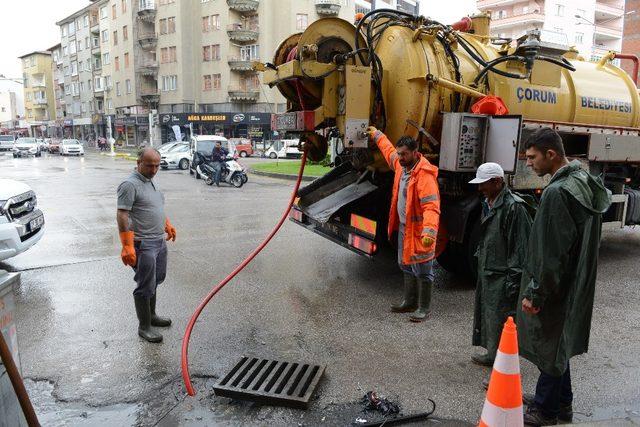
134, 296, 163, 343
150, 295, 172, 327
391, 274, 418, 313
409, 278, 432, 322
524, 405, 558, 426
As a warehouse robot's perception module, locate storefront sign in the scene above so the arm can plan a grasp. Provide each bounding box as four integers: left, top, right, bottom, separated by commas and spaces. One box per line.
63, 119, 73, 126
159, 112, 271, 126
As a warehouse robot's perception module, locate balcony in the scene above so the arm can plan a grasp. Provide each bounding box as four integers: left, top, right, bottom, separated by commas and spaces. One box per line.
595, 23, 623, 40
227, 0, 259, 13
33, 99, 48, 107
228, 57, 258, 71
137, 30, 157, 50
490, 11, 545, 30
228, 86, 259, 102
137, 0, 156, 22
595, 1, 625, 20
94, 89, 105, 98
477, 0, 519, 9
227, 23, 259, 42
136, 60, 159, 77
315, 0, 341, 15
140, 87, 160, 104
91, 44, 101, 55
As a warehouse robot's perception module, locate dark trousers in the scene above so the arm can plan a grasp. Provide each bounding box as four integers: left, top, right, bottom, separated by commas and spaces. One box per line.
212, 161, 223, 185
534, 361, 573, 418
133, 238, 167, 298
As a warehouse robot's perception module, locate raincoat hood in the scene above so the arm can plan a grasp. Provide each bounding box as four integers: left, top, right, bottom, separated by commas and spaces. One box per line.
551, 161, 611, 214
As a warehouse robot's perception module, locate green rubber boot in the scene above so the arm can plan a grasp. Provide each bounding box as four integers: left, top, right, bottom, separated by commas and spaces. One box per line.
409, 278, 432, 322
391, 273, 418, 313
150, 295, 172, 327
134, 296, 163, 343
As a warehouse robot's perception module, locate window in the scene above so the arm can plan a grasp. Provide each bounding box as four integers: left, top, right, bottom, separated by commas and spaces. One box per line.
168, 17, 176, 33
116, 82, 121, 96
61, 26, 67, 37
575, 32, 584, 44
105, 75, 112, 88
78, 60, 83, 71
64, 66, 70, 76
65, 84, 71, 95
88, 79, 92, 90
94, 56, 102, 69
240, 44, 259, 60
102, 52, 110, 65
77, 40, 82, 52
113, 30, 118, 45
160, 46, 177, 63
161, 75, 177, 91
68, 21, 75, 36
555, 4, 564, 16
85, 37, 90, 49
63, 45, 68, 55
83, 15, 89, 27
115, 56, 120, 71
203, 74, 212, 91
123, 25, 128, 41
213, 73, 221, 89
202, 44, 220, 61
100, 6, 107, 19
92, 36, 100, 48
296, 14, 308, 31
124, 52, 130, 68
69, 42, 77, 55
202, 14, 220, 32
498, 10, 506, 19
80, 82, 85, 92
71, 61, 78, 76
126, 79, 132, 93
107, 99, 113, 110
122, 0, 127, 13
112, 4, 117, 19
102, 30, 109, 42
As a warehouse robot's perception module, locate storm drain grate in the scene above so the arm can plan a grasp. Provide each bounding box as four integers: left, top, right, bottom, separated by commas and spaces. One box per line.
213, 356, 326, 409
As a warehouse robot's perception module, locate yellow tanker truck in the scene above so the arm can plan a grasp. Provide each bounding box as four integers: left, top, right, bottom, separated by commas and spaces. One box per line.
260, 10, 640, 275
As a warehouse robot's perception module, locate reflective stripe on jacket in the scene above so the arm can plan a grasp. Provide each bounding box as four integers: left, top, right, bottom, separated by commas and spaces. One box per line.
374, 132, 440, 265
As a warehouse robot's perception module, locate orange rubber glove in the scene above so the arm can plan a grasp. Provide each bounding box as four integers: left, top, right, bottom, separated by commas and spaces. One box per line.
119, 231, 136, 267
165, 218, 176, 242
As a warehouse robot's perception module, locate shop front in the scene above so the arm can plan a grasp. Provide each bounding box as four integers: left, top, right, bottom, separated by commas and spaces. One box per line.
114, 116, 150, 147
158, 112, 272, 144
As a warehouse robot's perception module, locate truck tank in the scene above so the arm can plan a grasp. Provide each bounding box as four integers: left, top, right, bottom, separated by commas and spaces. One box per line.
265, 13, 640, 171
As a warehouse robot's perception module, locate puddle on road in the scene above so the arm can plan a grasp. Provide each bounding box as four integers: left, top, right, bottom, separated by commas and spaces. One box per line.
25, 379, 142, 427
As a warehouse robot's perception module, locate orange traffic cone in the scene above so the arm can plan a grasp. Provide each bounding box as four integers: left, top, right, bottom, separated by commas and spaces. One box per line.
478, 316, 523, 427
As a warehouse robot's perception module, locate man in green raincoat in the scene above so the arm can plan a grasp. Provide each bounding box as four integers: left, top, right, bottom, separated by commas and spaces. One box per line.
470, 162, 532, 368
518, 128, 611, 426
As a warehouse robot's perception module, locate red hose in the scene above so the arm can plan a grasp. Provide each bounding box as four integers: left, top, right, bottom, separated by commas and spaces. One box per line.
181, 151, 308, 396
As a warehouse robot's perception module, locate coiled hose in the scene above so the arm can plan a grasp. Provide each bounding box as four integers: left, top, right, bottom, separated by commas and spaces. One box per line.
181, 151, 308, 396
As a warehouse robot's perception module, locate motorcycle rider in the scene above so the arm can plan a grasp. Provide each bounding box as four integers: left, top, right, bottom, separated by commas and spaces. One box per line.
210, 141, 228, 187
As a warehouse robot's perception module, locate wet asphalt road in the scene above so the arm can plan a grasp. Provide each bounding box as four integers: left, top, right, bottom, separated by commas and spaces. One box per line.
1, 150, 639, 426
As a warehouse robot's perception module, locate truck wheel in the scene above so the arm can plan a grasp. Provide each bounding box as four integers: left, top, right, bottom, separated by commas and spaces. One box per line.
269, 152, 277, 159
240, 151, 247, 158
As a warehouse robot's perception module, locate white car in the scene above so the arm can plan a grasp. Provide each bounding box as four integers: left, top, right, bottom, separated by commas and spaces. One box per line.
0, 179, 45, 261
265, 139, 302, 159
160, 143, 191, 170
158, 142, 182, 154
60, 139, 85, 156
13, 138, 42, 158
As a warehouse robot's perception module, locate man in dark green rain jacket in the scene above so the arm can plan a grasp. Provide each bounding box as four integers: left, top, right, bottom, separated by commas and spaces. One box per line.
518, 128, 611, 426
469, 162, 532, 368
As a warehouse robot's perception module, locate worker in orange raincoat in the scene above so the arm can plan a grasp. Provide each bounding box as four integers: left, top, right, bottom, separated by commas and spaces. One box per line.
367, 127, 441, 322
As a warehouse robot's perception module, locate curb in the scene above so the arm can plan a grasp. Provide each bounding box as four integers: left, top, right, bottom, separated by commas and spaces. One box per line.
99, 152, 136, 161
249, 168, 317, 182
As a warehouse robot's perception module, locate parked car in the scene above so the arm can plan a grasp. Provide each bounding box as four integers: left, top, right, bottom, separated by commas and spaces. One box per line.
189, 135, 236, 177
161, 143, 191, 170
229, 138, 254, 158
60, 139, 85, 156
12, 138, 42, 158
0, 179, 45, 261
0, 135, 15, 152
48, 139, 62, 153
264, 139, 302, 159
158, 142, 182, 154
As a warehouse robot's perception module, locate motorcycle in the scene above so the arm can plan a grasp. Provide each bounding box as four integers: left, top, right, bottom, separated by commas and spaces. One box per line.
193, 152, 247, 188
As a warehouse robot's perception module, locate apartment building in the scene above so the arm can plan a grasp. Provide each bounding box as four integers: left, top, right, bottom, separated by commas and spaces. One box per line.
0, 91, 18, 128
49, 43, 67, 137
621, 0, 640, 80
19, 51, 56, 137
476, 1, 626, 62
354, 0, 420, 15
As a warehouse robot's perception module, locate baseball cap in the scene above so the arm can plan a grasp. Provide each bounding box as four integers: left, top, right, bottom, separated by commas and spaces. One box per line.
469, 162, 504, 184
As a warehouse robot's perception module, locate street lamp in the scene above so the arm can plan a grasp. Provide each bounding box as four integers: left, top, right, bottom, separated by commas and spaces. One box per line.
575, 10, 635, 60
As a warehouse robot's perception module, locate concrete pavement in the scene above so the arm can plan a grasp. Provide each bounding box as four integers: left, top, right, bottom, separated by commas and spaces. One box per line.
1, 150, 639, 426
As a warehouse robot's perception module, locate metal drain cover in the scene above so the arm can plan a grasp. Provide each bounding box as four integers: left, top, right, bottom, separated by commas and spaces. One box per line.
213, 356, 326, 409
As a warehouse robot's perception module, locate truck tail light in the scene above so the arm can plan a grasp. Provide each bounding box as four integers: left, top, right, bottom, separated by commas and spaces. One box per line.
350, 214, 376, 238
290, 208, 304, 222
348, 233, 377, 255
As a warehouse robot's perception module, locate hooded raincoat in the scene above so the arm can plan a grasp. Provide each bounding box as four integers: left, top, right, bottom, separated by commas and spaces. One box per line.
473, 186, 532, 358
373, 132, 440, 265
517, 160, 611, 376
